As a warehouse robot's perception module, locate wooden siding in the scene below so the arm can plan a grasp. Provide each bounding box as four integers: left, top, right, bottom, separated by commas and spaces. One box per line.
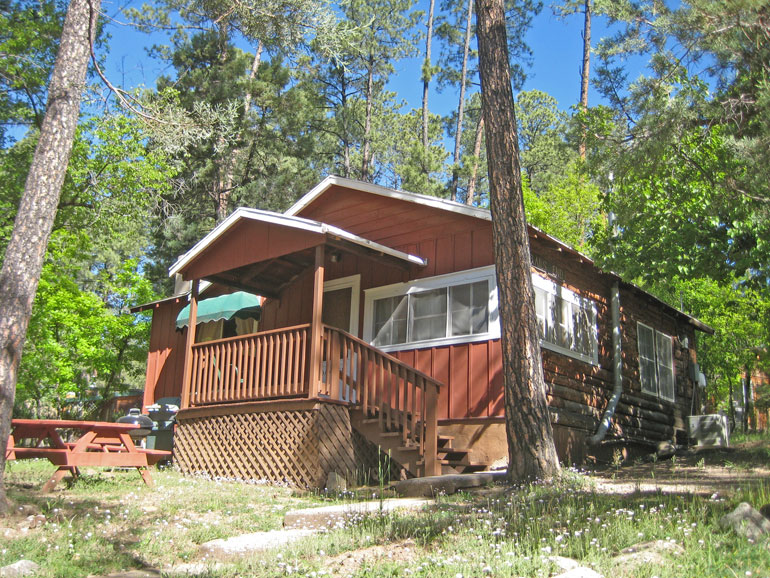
141, 299, 188, 409
296, 185, 496, 278
184, 220, 322, 281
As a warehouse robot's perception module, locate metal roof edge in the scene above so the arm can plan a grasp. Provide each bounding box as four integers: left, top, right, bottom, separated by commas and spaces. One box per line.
286, 175, 492, 221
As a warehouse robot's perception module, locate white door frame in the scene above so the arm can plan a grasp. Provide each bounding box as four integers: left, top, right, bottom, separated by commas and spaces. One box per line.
323, 274, 361, 336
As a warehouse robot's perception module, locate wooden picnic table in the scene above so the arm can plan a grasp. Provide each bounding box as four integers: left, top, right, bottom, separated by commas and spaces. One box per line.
5, 419, 171, 492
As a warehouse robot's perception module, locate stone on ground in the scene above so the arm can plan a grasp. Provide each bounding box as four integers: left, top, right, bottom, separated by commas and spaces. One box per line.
0, 560, 40, 577
552, 567, 603, 578
719, 502, 770, 541
283, 498, 433, 530
393, 471, 506, 497
88, 571, 162, 578
612, 539, 684, 570
546, 556, 581, 571
168, 562, 229, 576
325, 471, 347, 493
198, 528, 317, 560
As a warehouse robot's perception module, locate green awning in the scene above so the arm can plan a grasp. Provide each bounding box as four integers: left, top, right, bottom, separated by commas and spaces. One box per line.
176, 291, 261, 328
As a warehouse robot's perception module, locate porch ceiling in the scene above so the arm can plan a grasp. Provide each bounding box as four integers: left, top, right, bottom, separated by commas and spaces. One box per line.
169, 208, 427, 299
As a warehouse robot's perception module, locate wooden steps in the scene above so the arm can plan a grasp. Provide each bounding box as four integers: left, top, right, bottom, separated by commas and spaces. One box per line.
352, 407, 492, 477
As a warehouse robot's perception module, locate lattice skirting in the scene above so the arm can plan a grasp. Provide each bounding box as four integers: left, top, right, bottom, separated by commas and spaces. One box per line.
174, 402, 359, 488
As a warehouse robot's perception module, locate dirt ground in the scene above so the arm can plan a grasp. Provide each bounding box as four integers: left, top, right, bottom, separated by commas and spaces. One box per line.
584, 439, 770, 496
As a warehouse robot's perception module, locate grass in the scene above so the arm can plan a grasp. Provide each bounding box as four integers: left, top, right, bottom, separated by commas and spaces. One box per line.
2, 455, 770, 577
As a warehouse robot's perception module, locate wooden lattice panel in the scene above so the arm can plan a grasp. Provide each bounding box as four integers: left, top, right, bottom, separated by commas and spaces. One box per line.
175, 402, 357, 487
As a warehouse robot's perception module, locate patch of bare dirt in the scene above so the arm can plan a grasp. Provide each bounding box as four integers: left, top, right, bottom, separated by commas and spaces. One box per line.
587, 440, 770, 496
321, 539, 419, 576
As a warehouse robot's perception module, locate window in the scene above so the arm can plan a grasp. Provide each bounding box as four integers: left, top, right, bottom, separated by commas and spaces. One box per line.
532, 274, 598, 364
364, 267, 499, 351
638, 323, 675, 401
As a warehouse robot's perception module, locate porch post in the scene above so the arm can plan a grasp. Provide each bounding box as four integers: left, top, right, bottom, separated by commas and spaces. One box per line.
180, 279, 199, 410
308, 245, 325, 398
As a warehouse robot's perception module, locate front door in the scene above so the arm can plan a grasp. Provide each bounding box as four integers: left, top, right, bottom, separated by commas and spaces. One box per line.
322, 275, 360, 336
322, 275, 361, 401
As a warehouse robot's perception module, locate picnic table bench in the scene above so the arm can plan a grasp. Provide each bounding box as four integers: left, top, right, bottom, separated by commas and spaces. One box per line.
5, 419, 171, 492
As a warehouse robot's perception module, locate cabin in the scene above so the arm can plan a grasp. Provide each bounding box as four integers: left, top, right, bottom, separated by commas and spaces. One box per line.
134, 176, 713, 486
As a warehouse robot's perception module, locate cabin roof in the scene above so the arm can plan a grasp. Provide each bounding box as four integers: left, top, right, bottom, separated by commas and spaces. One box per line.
288, 176, 714, 334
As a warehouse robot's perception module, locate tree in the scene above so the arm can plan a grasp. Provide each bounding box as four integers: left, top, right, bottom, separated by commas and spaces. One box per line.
523, 165, 601, 251
475, 0, 560, 481
436, 0, 541, 201
515, 89, 574, 193
588, 0, 770, 285
0, 0, 100, 515
0, 0, 64, 142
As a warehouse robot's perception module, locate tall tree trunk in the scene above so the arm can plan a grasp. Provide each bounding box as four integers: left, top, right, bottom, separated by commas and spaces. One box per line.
0, 0, 100, 515
361, 55, 375, 182
578, 0, 591, 159
339, 67, 352, 178
219, 40, 264, 219
466, 113, 485, 205
421, 0, 436, 151
451, 0, 475, 202
475, 0, 560, 482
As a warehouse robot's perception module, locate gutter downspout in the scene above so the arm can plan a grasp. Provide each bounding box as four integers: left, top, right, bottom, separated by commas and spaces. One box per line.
589, 280, 622, 445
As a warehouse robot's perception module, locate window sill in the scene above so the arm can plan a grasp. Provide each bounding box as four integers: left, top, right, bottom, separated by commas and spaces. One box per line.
372, 331, 500, 353
540, 340, 598, 366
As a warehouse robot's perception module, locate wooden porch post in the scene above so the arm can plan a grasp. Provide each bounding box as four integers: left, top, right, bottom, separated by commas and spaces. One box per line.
180, 279, 199, 410
308, 245, 325, 398
424, 383, 440, 477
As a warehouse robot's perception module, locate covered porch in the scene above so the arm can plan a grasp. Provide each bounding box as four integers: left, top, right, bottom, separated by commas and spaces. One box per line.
171, 209, 443, 483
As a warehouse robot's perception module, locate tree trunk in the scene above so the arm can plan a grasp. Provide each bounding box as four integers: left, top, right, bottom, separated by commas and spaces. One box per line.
475, 0, 560, 482
466, 113, 484, 205
421, 0, 436, 151
451, 0, 475, 202
219, 40, 264, 220
361, 54, 375, 182
0, 0, 100, 515
578, 0, 591, 159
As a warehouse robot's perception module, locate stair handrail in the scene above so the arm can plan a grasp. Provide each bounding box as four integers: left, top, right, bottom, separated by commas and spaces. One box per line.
321, 325, 442, 476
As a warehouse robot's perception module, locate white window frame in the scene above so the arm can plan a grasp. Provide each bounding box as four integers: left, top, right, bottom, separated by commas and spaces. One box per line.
637, 322, 675, 402
363, 266, 500, 352
532, 274, 599, 365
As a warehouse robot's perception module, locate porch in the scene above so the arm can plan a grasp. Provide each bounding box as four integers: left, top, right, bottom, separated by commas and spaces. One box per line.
171, 209, 445, 484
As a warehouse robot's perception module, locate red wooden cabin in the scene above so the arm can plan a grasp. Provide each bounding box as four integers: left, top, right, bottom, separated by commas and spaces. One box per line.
135, 176, 713, 486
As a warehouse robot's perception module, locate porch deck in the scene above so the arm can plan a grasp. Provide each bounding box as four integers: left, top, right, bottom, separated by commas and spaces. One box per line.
179, 324, 442, 480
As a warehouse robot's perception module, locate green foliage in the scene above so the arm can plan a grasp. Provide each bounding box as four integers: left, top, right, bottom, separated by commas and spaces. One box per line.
17, 231, 156, 418
652, 276, 770, 414
0, 0, 63, 140
377, 108, 449, 196
516, 89, 576, 193
588, 0, 770, 285
524, 164, 602, 252
595, 127, 768, 284
0, 110, 175, 417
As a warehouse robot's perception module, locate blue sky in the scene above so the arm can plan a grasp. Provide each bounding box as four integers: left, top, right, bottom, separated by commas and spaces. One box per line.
101, 0, 625, 117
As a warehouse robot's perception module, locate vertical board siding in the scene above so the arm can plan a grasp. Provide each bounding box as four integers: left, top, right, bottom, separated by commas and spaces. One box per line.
142, 300, 187, 408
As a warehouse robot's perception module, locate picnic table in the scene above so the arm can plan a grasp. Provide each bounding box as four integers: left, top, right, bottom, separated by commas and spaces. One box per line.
5, 419, 171, 492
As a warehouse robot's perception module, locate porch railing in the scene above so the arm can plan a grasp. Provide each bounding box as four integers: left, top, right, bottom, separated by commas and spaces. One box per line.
188, 324, 309, 405
320, 326, 441, 476
184, 323, 442, 476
